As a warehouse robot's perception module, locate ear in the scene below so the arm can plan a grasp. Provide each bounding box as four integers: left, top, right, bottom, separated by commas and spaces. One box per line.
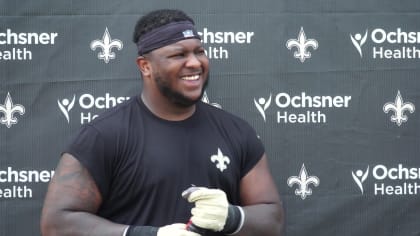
136, 56, 152, 77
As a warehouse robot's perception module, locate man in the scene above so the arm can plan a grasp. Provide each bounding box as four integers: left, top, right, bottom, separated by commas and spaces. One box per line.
41, 9, 284, 236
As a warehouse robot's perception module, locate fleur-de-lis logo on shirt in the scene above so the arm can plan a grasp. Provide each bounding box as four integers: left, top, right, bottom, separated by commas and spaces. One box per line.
90, 27, 123, 63
287, 164, 320, 200
211, 148, 230, 172
0, 92, 25, 128
383, 90, 415, 126
286, 27, 318, 63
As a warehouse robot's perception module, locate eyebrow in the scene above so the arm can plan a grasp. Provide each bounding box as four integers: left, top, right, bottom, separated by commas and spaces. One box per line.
166, 44, 203, 53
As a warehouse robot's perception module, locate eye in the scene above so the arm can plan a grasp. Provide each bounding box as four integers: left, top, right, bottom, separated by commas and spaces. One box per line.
169, 52, 185, 58
195, 48, 206, 56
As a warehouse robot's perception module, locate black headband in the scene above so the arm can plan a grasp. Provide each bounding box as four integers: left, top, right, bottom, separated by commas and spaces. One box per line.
136, 21, 201, 55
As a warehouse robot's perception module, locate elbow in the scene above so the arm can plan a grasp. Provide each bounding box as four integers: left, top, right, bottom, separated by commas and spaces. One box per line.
264, 199, 285, 235
40, 207, 61, 236
40, 211, 53, 236
276, 202, 285, 236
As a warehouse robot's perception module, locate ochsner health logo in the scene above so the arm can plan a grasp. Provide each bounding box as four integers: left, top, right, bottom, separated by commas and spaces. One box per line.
254, 94, 272, 122
0, 29, 58, 61
350, 29, 368, 57
58, 93, 130, 124
352, 166, 369, 194
352, 164, 420, 196
58, 95, 76, 123
350, 28, 420, 59
254, 92, 352, 124
197, 27, 255, 60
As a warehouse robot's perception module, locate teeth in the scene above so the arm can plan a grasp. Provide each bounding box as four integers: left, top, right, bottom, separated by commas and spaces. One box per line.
182, 75, 199, 81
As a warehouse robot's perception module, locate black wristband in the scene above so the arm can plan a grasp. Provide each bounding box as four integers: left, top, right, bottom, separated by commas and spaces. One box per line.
222, 205, 243, 234
187, 223, 209, 235
126, 226, 159, 236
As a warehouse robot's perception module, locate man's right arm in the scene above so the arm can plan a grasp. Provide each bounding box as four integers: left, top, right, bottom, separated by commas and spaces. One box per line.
40, 153, 127, 236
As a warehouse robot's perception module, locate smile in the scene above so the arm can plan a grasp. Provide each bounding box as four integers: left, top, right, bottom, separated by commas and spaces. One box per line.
181, 75, 200, 81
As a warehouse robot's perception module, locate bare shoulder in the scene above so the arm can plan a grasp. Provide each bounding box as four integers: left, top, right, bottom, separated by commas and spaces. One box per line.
43, 153, 102, 212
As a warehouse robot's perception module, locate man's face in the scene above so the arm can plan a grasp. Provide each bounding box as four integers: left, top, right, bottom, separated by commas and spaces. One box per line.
146, 38, 209, 107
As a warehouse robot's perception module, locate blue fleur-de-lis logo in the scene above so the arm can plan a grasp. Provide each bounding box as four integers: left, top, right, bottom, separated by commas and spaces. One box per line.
383, 90, 415, 126
287, 164, 320, 200
286, 27, 318, 63
210, 148, 230, 172
254, 94, 272, 122
0, 92, 25, 128
90, 27, 123, 63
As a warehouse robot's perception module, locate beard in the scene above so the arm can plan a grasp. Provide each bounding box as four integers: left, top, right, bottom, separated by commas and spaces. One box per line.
154, 74, 209, 108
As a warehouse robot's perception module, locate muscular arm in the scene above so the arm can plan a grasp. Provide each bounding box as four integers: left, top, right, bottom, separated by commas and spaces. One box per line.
41, 153, 127, 236
238, 154, 285, 236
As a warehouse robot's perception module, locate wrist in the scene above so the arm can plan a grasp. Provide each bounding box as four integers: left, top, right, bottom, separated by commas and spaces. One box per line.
222, 205, 245, 235
126, 226, 159, 236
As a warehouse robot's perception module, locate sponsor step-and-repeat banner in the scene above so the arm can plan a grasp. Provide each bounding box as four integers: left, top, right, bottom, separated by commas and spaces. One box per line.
1, 1, 419, 235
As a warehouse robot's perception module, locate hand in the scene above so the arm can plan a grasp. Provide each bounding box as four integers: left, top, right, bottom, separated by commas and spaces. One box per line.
157, 223, 202, 236
187, 188, 229, 232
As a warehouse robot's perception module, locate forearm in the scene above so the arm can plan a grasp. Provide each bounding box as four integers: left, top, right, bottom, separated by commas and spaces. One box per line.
41, 211, 199, 236
41, 209, 126, 236
237, 203, 284, 236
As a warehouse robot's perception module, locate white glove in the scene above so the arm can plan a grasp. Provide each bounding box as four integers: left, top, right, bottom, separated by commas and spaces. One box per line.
187, 188, 229, 232
157, 223, 202, 236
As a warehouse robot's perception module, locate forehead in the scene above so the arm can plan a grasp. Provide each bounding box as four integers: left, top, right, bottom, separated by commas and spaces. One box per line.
153, 38, 203, 53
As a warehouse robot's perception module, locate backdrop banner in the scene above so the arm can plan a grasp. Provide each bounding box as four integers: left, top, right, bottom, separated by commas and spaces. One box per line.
1, 1, 419, 235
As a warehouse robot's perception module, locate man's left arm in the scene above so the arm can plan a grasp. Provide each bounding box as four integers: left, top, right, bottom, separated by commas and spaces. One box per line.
237, 153, 284, 236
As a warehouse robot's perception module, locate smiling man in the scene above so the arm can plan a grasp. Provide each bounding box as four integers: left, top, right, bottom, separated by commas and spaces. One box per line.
41, 9, 284, 236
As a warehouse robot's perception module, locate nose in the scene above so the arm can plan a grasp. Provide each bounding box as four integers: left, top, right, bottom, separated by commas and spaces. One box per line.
185, 53, 202, 68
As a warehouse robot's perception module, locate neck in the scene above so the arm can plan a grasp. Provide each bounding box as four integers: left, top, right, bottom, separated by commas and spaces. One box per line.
140, 92, 196, 121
